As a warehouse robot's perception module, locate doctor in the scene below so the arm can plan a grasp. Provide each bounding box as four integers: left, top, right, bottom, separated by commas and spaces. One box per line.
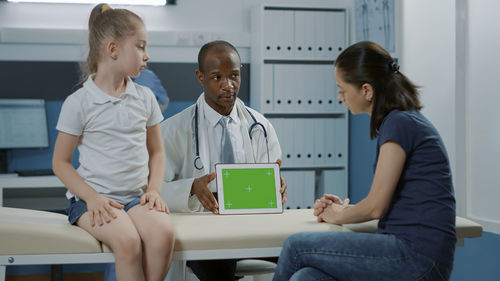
160, 40, 287, 281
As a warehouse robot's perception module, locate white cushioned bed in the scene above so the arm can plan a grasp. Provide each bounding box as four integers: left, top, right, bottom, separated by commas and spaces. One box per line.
0, 207, 483, 281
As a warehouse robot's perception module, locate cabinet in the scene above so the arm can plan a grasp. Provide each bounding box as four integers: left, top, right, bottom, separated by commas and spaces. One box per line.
250, 4, 349, 210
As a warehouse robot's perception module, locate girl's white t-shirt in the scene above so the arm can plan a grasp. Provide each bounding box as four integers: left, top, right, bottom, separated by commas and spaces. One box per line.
56, 75, 163, 204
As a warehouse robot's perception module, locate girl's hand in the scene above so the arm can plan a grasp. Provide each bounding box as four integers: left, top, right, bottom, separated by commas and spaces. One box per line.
141, 190, 170, 214
318, 198, 350, 225
86, 194, 124, 227
313, 194, 344, 222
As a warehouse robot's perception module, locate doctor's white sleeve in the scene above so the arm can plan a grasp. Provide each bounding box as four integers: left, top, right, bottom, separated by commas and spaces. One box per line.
160, 127, 204, 213
266, 119, 282, 162
160, 177, 203, 213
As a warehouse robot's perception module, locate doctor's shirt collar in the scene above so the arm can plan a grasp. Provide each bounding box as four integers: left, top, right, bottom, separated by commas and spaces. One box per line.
202, 95, 240, 128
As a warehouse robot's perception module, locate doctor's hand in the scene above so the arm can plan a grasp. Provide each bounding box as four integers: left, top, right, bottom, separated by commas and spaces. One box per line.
191, 172, 219, 214
314, 194, 345, 222
141, 190, 170, 214
276, 159, 287, 205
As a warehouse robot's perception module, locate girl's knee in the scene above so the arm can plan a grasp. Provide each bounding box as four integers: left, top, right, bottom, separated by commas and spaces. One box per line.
157, 221, 175, 248
143, 220, 175, 251
112, 230, 142, 258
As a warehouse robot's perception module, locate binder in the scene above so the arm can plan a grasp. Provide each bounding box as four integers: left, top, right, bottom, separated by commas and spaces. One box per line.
302, 170, 316, 209
271, 118, 285, 166
314, 64, 326, 112
295, 64, 307, 112
302, 64, 315, 113
263, 10, 278, 58
280, 118, 294, 167
331, 11, 347, 59
314, 12, 328, 59
276, 10, 295, 59
320, 169, 347, 200
324, 12, 337, 60
318, 64, 328, 112
262, 64, 274, 113
302, 119, 315, 166
324, 118, 336, 166
293, 119, 306, 165
294, 11, 315, 59
294, 11, 306, 59
323, 64, 336, 113
282, 171, 303, 209
335, 117, 348, 166
281, 171, 294, 210
273, 64, 287, 113
286, 65, 299, 112
313, 118, 326, 166
269, 117, 281, 143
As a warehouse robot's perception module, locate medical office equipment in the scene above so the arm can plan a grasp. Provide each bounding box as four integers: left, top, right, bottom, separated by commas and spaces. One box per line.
0, 99, 49, 174
193, 104, 270, 170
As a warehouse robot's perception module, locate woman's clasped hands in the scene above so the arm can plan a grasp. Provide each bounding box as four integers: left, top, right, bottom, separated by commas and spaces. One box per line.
313, 194, 350, 224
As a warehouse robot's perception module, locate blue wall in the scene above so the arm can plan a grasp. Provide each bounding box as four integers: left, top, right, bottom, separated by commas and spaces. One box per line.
6, 101, 500, 279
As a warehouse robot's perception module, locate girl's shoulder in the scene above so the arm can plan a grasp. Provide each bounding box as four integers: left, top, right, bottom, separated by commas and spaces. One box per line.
132, 81, 155, 97
62, 86, 88, 107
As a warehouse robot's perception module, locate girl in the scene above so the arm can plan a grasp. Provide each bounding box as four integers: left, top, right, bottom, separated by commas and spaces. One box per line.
52, 4, 174, 281
273, 41, 456, 281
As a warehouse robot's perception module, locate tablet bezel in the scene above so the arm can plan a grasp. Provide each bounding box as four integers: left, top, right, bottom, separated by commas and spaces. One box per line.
215, 163, 283, 215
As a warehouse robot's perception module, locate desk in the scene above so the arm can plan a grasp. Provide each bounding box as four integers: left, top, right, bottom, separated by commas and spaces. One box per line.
0, 176, 64, 208
0, 207, 483, 281
170, 210, 346, 260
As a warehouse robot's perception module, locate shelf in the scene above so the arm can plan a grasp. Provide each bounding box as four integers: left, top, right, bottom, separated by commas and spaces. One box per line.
264, 112, 346, 118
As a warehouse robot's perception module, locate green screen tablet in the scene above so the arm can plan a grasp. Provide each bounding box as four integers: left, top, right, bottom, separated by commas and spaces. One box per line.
215, 163, 283, 215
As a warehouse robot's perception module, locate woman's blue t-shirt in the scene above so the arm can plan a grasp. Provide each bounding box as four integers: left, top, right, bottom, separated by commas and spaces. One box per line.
375, 110, 456, 265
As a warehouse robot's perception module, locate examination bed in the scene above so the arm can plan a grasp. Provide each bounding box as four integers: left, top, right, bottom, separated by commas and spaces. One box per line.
0, 207, 483, 281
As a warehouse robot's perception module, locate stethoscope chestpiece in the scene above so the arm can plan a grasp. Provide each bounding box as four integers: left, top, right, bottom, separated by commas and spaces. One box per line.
194, 155, 204, 170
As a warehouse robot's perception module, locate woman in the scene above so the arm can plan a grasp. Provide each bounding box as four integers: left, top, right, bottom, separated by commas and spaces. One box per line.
273, 41, 456, 281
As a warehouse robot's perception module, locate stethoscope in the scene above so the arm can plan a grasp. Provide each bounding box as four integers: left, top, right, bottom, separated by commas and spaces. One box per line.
193, 104, 269, 170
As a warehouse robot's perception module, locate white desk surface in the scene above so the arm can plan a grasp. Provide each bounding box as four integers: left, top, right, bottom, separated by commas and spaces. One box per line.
0, 208, 347, 262
102, 209, 349, 260
0, 206, 483, 267
172, 209, 346, 259
0, 177, 484, 260
0, 175, 62, 188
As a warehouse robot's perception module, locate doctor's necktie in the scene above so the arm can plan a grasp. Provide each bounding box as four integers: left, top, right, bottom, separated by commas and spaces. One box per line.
219, 116, 235, 163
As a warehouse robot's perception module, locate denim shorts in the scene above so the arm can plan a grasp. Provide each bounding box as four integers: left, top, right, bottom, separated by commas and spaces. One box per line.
67, 197, 141, 225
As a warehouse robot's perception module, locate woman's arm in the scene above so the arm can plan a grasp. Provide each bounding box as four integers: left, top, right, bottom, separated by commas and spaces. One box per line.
142, 124, 168, 212
319, 141, 406, 224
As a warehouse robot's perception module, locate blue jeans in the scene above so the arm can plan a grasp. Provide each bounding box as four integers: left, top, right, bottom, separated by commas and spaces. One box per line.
272, 232, 453, 281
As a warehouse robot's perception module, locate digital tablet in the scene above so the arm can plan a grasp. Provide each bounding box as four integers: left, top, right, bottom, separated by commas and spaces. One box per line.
215, 163, 283, 215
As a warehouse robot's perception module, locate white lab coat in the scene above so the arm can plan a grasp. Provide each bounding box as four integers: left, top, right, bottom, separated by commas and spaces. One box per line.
160, 93, 282, 213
